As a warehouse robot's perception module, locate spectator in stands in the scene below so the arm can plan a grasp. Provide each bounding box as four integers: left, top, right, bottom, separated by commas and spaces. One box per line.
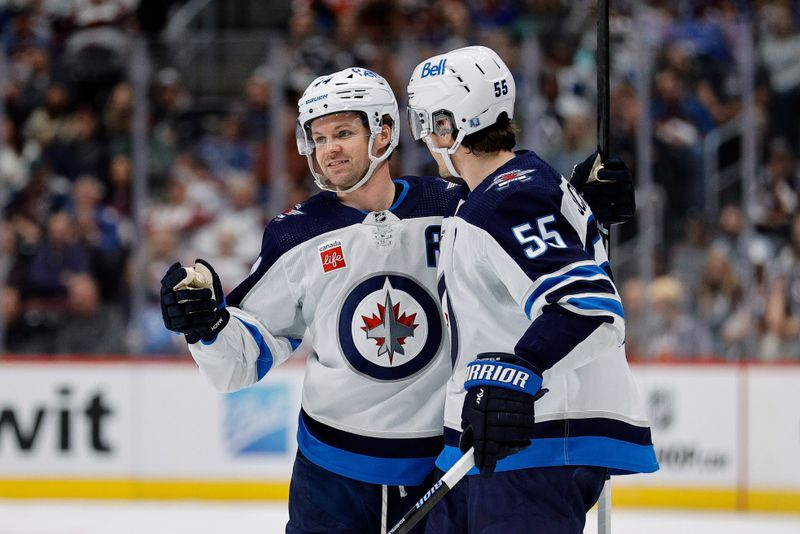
25, 210, 90, 299
749, 137, 798, 253
103, 82, 134, 146
52, 273, 127, 355
243, 68, 271, 141
759, 3, 800, 151
1, 285, 45, 354
711, 204, 749, 279
763, 213, 800, 360
151, 67, 198, 151
696, 245, 746, 358
132, 226, 188, 355
3, 211, 39, 290
652, 67, 714, 222
7, 47, 52, 126
669, 213, 712, 301
23, 82, 72, 154
106, 153, 133, 216
190, 171, 263, 263
61, 0, 137, 107
67, 175, 130, 302
0, 117, 29, 206
643, 275, 714, 360
44, 106, 108, 182
196, 111, 253, 175
549, 95, 595, 177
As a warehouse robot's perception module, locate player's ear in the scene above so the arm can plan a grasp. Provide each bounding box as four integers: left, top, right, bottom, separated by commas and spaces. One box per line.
373, 122, 392, 155
379, 122, 392, 144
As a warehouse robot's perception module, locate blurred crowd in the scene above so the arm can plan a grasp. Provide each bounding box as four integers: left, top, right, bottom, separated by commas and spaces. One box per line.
1, 0, 799, 361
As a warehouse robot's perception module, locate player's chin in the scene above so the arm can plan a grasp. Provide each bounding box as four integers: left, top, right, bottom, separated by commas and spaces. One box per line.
326, 174, 360, 192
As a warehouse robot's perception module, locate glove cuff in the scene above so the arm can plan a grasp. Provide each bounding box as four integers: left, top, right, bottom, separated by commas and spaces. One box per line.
464, 357, 542, 396
199, 308, 231, 344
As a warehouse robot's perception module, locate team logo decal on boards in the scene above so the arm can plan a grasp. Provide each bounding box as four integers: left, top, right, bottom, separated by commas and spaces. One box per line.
319, 239, 347, 273
339, 274, 442, 381
489, 169, 535, 190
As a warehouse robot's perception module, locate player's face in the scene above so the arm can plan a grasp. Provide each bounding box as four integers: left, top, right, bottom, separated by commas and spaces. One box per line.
309, 112, 372, 190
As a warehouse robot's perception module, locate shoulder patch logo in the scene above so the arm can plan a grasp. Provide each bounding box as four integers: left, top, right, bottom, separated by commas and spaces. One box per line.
276, 204, 304, 220
319, 240, 347, 273
489, 169, 535, 190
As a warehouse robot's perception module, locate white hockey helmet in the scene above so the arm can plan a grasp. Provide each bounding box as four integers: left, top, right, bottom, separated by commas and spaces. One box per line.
296, 67, 400, 193
407, 46, 515, 177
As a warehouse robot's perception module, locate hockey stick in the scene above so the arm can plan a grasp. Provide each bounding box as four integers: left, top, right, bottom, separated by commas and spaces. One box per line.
596, 1, 613, 534
387, 447, 475, 534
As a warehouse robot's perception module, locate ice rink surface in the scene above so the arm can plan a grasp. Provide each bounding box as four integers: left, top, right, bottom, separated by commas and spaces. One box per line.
0, 500, 798, 534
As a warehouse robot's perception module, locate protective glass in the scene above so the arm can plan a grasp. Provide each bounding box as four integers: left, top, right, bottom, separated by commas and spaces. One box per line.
407, 108, 455, 141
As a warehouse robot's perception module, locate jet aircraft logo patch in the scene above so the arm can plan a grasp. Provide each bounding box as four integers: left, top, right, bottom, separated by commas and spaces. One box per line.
361, 290, 419, 365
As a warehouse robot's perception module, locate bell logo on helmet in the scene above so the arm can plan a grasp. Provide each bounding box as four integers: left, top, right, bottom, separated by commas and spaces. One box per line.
420, 59, 446, 78
469, 118, 480, 128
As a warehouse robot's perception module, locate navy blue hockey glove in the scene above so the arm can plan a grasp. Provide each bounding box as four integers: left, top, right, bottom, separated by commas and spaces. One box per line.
570, 152, 635, 225
459, 353, 548, 478
160, 259, 229, 344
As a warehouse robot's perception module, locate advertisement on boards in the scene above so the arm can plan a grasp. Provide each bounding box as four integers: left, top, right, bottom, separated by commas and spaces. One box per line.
615, 364, 740, 488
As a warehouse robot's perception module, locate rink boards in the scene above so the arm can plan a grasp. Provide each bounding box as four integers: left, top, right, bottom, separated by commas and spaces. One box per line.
0, 358, 798, 513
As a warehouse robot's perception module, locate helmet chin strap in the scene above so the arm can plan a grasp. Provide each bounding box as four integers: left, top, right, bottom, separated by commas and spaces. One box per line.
310, 131, 394, 194
425, 130, 466, 179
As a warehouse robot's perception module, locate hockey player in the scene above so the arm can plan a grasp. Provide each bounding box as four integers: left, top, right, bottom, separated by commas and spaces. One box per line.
406, 46, 658, 533
160, 68, 462, 533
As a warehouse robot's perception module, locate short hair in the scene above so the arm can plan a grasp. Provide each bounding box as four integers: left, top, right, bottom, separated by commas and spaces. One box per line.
461, 113, 517, 154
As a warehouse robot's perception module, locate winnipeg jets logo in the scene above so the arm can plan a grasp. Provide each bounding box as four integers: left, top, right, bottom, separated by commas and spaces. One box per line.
489, 169, 535, 190
361, 290, 419, 364
276, 204, 304, 220
339, 274, 443, 381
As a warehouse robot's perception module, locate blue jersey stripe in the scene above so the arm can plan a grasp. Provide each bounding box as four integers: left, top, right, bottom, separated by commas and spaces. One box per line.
287, 337, 302, 351
566, 296, 624, 318
301, 410, 443, 458
234, 317, 273, 380
445, 416, 653, 448
524, 264, 610, 319
390, 179, 410, 210
544, 279, 615, 305
437, 435, 658, 476
297, 414, 437, 486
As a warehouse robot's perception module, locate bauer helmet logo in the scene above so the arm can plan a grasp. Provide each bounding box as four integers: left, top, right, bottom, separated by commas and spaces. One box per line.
420, 59, 446, 78
304, 94, 328, 105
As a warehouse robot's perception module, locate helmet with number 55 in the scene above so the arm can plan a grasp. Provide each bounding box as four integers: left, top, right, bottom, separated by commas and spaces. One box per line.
406, 46, 515, 178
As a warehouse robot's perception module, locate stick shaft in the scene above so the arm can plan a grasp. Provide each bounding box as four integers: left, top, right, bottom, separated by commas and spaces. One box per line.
597, 0, 610, 160
388, 448, 475, 534
596, 4, 613, 533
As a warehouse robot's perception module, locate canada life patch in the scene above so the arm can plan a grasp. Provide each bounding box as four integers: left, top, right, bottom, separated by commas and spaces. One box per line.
319, 240, 347, 273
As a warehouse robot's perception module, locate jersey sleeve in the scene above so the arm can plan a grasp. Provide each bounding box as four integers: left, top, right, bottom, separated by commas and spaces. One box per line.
187, 225, 305, 392
475, 180, 624, 372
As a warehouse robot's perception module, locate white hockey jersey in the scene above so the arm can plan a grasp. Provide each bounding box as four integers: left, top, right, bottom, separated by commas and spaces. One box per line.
188, 176, 462, 486
437, 151, 659, 476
